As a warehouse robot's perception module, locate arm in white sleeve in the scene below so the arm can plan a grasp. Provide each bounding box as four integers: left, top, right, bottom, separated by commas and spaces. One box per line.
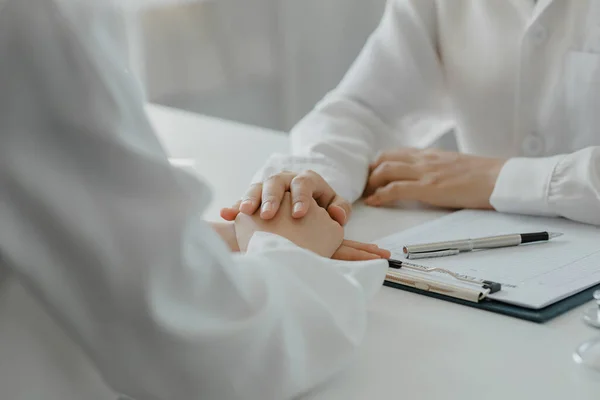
490, 147, 600, 225
253, 0, 449, 202
0, 2, 387, 399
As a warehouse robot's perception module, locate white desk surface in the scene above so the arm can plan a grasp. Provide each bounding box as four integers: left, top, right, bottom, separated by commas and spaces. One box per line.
0, 104, 598, 400
149, 104, 600, 400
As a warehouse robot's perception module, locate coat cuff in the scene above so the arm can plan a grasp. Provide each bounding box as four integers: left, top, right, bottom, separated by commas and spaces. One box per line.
490, 155, 564, 216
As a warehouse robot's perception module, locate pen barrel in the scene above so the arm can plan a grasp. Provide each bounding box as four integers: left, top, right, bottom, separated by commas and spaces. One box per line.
404, 239, 475, 254
470, 235, 521, 249
404, 235, 522, 255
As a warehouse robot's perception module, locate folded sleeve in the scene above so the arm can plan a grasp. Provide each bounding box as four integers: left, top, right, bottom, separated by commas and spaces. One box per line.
490, 147, 600, 225
0, 1, 388, 399
252, 0, 449, 202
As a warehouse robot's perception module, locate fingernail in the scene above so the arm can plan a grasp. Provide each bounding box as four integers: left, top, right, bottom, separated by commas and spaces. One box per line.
293, 202, 304, 215
240, 199, 253, 208
261, 201, 273, 214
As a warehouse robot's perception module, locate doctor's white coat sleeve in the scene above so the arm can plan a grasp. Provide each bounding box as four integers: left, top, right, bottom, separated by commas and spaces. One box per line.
490, 148, 600, 226
0, 1, 387, 399
252, 0, 448, 202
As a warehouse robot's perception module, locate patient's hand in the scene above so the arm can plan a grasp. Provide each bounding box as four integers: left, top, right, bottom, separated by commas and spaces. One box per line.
235, 193, 390, 260
235, 193, 343, 257
364, 148, 506, 210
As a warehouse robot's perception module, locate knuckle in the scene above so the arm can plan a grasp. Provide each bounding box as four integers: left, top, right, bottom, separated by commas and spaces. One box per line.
292, 174, 311, 186
262, 194, 281, 203
422, 172, 441, 185
412, 161, 426, 172
298, 170, 322, 184
242, 192, 259, 199
264, 176, 280, 187
293, 193, 312, 203
268, 174, 286, 183
415, 160, 435, 174
390, 182, 405, 195
293, 175, 319, 192
246, 183, 262, 193
280, 171, 297, 180
380, 161, 393, 171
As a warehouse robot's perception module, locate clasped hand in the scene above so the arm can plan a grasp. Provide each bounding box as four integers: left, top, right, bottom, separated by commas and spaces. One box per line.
220, 149, 506, 260
220, 171, 390, 261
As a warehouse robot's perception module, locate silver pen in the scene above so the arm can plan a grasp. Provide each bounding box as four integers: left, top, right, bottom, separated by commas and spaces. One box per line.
403, 231, 563, 259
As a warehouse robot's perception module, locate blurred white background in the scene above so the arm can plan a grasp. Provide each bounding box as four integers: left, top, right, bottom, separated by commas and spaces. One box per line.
126, 0, 387, 131
125, 0, 456, 149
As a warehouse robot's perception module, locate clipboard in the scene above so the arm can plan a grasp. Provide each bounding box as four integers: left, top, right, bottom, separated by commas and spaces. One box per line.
374, 210, 600, 323
383, 279, 600, 323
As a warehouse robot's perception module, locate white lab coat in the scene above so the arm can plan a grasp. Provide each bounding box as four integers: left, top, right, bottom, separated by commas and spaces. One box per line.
254, 0, 600, 226
0, 1, 387, 399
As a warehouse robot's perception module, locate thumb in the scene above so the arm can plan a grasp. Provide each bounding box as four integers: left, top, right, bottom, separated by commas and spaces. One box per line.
327, 196, 352, 226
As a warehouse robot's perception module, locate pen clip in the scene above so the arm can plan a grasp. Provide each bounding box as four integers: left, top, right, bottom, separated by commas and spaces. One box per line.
405, 249, 460, 260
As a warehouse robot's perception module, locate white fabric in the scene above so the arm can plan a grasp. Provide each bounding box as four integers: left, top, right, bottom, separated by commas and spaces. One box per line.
0, 1, 387, 399
253, 0, 600, 225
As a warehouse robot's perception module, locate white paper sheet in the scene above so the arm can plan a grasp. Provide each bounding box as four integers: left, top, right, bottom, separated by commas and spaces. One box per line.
374, 210, 600, 309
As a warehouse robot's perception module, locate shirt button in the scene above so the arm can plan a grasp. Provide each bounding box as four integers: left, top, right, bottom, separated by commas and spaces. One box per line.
522, 134, 545, 156
531, 24, 548, 45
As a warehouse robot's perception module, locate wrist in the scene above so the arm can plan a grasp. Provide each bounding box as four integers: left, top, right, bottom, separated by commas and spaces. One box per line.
485, 158, 508, 208
212, 222, 240, 252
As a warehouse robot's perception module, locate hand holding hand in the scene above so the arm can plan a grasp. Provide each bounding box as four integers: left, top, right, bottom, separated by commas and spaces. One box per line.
221, 170, 351, 226
235, 192, 345, 258
364, 148, 506, 210
234, 192, 390, 260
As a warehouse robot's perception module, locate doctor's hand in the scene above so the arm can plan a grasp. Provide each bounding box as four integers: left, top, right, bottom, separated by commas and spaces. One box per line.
364, 148, 506, 210
235, 193, 390, 260
221, 170, 351, 226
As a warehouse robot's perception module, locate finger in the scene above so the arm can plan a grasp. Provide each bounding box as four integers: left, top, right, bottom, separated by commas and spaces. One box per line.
365, 181, 423, 207
331, 245, 383, 261
291, 170, 340, 211
220, 200, 242, 221
300, 170, 338, 209
366, 161, 420, 194
342, 240, 391, 259
289, 173, 318, 218
261, 176, 289, 219
371, 148, 418, 169
239, 183, 263, 215
327, 196, 352, 226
